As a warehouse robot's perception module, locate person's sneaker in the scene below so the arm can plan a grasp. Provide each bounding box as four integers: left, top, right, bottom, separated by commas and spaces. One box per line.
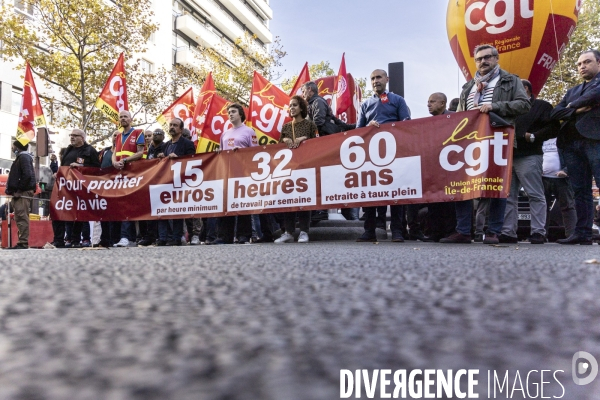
473, 234, 484, 243
166, 240, 180, 246
137, 239, 154, 246
483, 233, 499, 244
356, 232, 378, 242
64, 240, 72, 248
391, 233, 405, 242
275, 232, 294, 243
127, 241, 138, 247
529, 233, 546, 244
53, 242, 66, 248
7, 243, 28, 250
190, 235, 200, 245
71, 242, 81, 248
237, 236, 251, 244
81, 240, 91, 247
156, 240, 167, 246
254, 236, 273, 243
209, 239, 227, 245
499, 234, 519, 243
440, 232, 472, 244
298, 231, 309, 243
114, 238, 129, 247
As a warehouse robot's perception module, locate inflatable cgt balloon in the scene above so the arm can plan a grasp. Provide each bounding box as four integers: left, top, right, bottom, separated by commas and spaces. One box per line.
447, 0, 582, 96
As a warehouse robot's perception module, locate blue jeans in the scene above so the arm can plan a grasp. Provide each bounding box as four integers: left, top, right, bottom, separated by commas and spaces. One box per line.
158, 219, 184, 242
455, 198, 507, 236
561, 138, 600, 239
120, 221, 136, 241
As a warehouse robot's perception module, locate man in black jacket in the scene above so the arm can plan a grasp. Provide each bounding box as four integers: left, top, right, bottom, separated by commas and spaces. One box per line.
301, 81, 340, 136
52, 129, 100, 248
500, 80, 560, 244
550, 49, 600, 244
156, 118, 195, 246
5, 141, 37, 249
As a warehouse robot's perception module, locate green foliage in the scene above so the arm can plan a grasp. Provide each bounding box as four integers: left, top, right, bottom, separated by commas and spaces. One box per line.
0, 0, 158, 139
539, 1, 600, 105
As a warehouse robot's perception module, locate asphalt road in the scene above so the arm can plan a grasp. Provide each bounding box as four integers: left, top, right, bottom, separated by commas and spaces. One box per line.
0, 241, 599, 400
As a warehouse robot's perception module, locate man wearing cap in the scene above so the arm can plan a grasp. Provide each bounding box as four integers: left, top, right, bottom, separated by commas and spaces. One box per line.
5, 140, 37, 249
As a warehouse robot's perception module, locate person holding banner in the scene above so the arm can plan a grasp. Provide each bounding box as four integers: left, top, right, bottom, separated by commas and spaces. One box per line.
212, 104, 257, 245
441, 44, 530, 245
356, 69, 410, 243
275, 96, 318, 244
155, 118, 196, 246
112, 110, 146, 248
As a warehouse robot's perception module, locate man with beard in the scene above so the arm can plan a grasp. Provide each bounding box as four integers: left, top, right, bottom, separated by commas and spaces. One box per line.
440, 44, 530, 244
156, 118, 195, 246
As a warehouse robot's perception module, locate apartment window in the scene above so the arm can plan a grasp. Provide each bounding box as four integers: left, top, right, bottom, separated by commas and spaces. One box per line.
140, 59, 154, 74
14, 0, 34, 15
11, 88, 22, 115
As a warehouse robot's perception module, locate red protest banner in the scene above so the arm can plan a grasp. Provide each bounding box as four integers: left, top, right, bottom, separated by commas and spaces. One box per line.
315, 74, 360, 125
191, 73, 217, 149
334, 53, 352, 115
50, 111, 513, 221
195, 94, 232, 154
156, 87, 195, 133
95, 53, 128, 124
16, 63, 47, 146
289, 62, 311, 97
248, 71, 291, 145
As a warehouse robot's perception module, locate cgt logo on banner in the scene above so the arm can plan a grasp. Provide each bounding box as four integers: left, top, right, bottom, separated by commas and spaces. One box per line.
50, 111, 514, 222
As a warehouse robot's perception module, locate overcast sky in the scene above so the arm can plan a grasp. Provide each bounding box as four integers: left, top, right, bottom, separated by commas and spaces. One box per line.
269, 0, 467, 119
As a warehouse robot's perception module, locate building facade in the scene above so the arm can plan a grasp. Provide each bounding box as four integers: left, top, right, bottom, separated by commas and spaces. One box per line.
0, 0, 273, 171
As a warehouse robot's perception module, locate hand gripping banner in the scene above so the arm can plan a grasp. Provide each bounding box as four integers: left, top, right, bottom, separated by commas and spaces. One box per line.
51, 111, 514, 221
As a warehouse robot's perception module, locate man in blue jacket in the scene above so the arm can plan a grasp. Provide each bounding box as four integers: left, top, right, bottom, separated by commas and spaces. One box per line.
550, 49, 600, 245
356, 69, 410, 243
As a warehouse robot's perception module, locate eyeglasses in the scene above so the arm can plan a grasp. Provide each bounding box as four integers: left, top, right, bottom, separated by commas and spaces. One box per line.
475, 54, 496, 63
69, 134, 82, 137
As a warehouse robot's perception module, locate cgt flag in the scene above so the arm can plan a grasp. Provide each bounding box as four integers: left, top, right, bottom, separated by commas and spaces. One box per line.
95, 53, 128, 124
191, 73, 217, 150
289, 62, 311, 97
196, 93, 232, 154
248, 71, 291, 145
16, 63, 47, 146
334, 53, 352, 115
157, 87, 195, 133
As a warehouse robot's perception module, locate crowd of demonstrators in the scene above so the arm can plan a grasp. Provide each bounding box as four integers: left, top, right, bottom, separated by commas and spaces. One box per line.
39, 48, 599, 249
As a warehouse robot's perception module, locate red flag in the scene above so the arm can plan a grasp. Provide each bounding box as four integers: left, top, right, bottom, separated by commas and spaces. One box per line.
334, 53, 352, 115
95, 53, 128, 123
16, 63, 46, 146
191, 73, 217, 147
248, 71, 291, 144
289, 62, 311, 97
196, 94, 231, 153
157, 87, 195, 133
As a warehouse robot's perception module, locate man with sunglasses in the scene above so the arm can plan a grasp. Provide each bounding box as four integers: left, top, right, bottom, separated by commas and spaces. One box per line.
440, 44, 530, 244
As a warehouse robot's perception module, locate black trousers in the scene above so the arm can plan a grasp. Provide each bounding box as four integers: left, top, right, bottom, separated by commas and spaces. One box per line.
217, 215, 252, 243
